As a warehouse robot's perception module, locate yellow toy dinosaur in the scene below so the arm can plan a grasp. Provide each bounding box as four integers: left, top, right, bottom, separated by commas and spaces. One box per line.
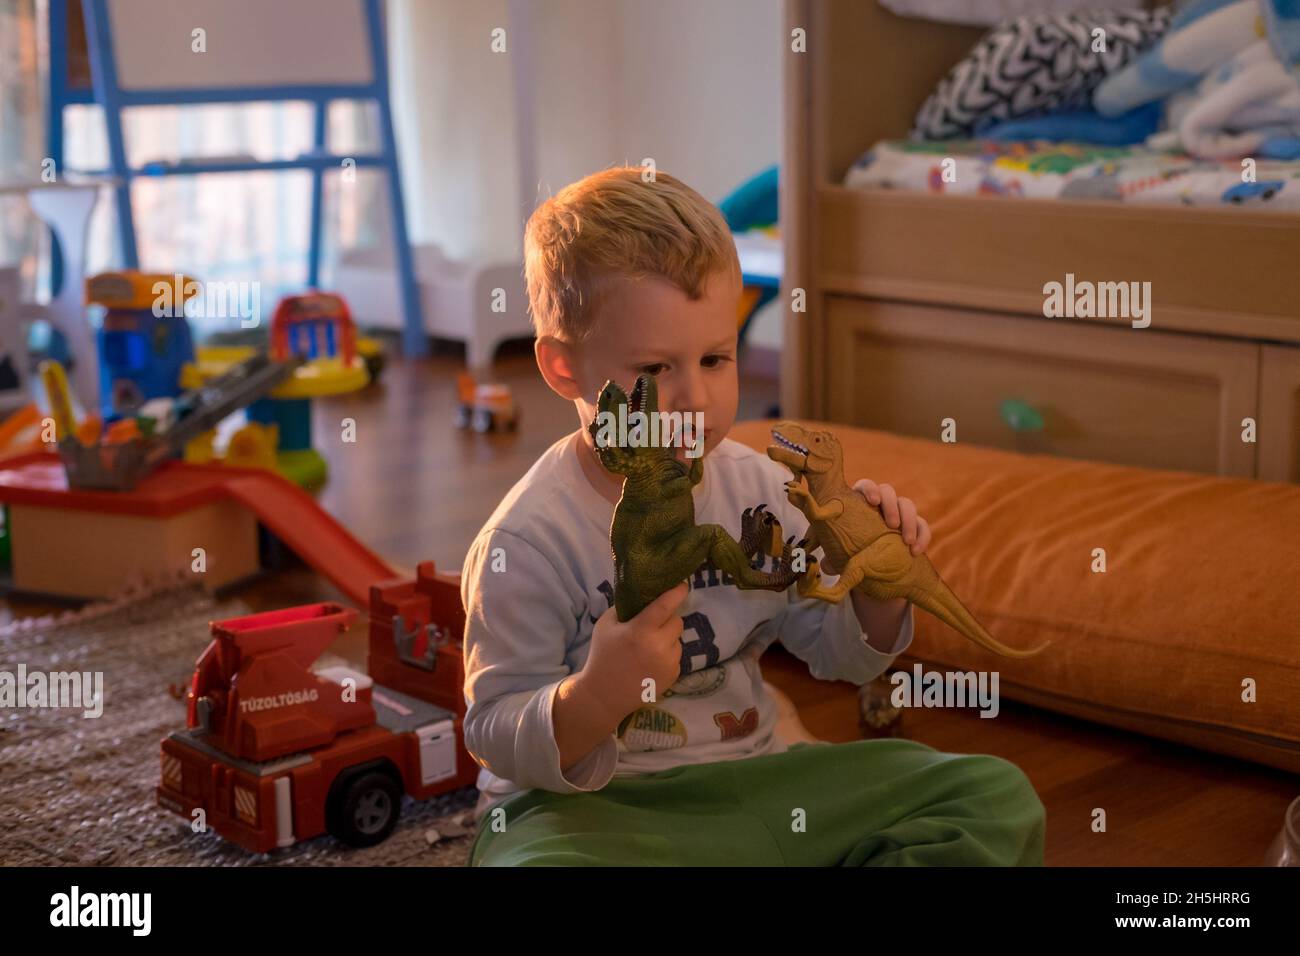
767, 422, 1048, 659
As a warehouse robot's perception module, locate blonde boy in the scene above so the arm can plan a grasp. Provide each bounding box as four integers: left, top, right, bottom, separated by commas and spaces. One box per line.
462, 167, 1045, 866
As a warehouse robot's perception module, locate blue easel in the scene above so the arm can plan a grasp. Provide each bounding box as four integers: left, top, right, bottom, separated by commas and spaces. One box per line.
45, 1, 97, 299
62, 0, 426, 356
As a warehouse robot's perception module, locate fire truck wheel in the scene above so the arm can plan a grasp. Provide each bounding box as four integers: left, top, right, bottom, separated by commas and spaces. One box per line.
327, 770, 402, 847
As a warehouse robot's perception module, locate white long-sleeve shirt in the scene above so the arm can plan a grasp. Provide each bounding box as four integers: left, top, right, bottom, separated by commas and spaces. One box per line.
460, 430, 914, 823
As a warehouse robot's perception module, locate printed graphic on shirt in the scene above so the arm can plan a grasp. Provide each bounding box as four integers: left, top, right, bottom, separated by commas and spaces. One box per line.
664, 663, 727, 699
713, 707, 760, 741
689, 552, 783, 591
617, 705, 688, 752
679, 611, 718, 674
587, 579, 729, 677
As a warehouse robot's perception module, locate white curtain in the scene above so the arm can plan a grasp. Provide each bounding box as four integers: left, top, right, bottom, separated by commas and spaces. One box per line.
386, 0, 525, 262
384, 0, 779, 264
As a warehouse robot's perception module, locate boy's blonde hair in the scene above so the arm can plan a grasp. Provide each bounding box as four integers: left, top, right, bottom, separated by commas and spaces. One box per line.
524, 166, 740, 344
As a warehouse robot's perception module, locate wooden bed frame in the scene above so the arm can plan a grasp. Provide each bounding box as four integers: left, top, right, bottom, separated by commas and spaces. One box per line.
781, 0, 1300, 481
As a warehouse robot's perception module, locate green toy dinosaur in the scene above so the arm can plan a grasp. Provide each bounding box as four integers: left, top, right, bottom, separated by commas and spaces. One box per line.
590, 375, 799, 622
767, 421, 1049, 659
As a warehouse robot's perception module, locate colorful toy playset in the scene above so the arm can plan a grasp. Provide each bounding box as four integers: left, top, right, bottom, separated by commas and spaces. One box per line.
182, 291, 372, 488
0, 434, 397, 602
0, 272, 381, 491
89, 271, 198, 420
0, 270, 391, 602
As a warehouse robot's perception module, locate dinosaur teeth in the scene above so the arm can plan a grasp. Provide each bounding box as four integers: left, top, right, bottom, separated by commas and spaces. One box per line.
772, 431, 808, 456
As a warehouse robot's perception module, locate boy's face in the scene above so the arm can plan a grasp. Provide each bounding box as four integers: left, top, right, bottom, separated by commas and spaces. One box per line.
566, 269, 741, 465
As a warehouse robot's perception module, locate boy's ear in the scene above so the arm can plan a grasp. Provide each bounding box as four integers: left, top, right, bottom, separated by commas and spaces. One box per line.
535, 335, 583, 401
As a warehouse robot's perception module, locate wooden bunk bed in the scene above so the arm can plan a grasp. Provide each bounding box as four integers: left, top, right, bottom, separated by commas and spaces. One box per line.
781, 0, 1300, 481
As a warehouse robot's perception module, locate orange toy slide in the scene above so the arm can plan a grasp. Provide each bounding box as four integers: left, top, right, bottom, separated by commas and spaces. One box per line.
0, 454, 397, 606
221, 471, 396, 606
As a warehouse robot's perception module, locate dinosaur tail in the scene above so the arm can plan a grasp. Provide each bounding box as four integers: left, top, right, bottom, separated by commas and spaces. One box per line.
908, 558, 1050, 659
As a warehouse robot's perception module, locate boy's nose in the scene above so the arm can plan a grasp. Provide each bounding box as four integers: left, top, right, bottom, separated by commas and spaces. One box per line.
671, 370, 710, 417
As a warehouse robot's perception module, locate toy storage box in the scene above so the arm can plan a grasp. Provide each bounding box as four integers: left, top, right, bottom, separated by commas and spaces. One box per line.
7, 499, 258, 599
335, 244, 532, 369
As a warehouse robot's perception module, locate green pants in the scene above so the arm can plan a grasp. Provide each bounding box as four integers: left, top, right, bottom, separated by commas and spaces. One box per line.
470, 738, 1045, 866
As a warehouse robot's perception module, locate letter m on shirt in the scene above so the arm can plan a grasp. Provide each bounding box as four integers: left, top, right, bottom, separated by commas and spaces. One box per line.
714, 707, 759, 741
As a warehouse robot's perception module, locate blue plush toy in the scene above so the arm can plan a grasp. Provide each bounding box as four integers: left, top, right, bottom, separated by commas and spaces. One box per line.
1096, 0, 1300, 158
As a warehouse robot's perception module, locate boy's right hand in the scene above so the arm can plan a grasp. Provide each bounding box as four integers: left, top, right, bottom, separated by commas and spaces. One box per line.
579, 581, 689, 723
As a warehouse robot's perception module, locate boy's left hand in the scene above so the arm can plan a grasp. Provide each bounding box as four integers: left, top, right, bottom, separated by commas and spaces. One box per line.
819, 479, 931, 575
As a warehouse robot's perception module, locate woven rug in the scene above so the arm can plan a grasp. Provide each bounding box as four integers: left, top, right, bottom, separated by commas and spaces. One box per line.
0, 583, 479, 866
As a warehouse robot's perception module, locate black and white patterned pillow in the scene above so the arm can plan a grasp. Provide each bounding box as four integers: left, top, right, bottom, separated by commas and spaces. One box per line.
912, 7, 1173, 139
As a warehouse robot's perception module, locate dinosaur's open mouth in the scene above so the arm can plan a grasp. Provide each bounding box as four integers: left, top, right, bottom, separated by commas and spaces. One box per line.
771, 429, 808, 458
630, 376, 646, 414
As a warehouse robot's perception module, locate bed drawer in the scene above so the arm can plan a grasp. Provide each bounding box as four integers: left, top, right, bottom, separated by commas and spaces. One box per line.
814, 187, 1300, 343
823, 298, 1259, 477
1259, 345, 1300, 483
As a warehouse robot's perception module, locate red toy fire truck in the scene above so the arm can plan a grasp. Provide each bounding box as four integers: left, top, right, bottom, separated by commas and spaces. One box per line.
156, 562, 479, 853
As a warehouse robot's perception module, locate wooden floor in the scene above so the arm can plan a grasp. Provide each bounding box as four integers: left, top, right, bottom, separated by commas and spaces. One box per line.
8, 339, 1295, 866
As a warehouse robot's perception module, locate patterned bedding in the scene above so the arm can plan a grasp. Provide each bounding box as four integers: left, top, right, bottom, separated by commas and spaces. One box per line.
845, 139, 1300, 210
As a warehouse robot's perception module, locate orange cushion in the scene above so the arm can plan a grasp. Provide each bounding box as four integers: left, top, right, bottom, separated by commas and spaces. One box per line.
729, 419, 1300, 773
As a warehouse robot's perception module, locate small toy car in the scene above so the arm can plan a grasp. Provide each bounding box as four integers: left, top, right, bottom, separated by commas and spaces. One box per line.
455, 372, 518, 433
1222, 180, 1285, 204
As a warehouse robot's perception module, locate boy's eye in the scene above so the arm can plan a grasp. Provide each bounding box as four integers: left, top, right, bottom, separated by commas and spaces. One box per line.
636, 356, 730, 375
